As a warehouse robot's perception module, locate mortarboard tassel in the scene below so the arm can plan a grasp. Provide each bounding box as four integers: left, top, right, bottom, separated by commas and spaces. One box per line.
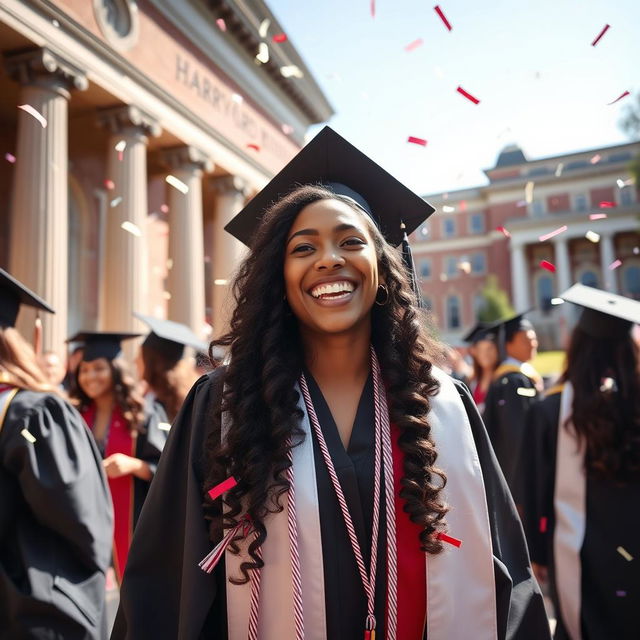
400, 222, 423, 307
199, 515, 253, 574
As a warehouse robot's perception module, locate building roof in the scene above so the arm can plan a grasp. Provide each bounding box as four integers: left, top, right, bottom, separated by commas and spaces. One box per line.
495, 144, 527, 167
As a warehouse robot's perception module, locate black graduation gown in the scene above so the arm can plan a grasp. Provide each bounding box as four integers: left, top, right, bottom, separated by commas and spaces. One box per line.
112, 367, 550, 640
0, 390, 113, 639
521, 392, 640, 640
482, 365, 538, 503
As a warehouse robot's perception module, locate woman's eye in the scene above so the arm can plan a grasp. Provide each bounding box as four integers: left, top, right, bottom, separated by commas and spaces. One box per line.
291, 244, 314, 254
343, 237, 365, 247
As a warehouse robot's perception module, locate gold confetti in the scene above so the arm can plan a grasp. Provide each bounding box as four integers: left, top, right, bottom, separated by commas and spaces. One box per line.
214, 279, 228, 286
617, 546, 633, 562
162, 291, 172, 300
121, 221, 142, 237
585, 230, 600, 243
525, 181, 535, 204
517, 388, 536, 397
21, 429, 36, 443
256, 42, 270, 64
165, 175, 189, 194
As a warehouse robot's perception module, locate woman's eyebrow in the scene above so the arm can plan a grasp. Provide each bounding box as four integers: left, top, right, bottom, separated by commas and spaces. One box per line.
286, 223, 364, 246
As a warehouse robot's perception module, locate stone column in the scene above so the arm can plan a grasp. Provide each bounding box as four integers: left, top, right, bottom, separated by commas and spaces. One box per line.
97, 106, 160, 343
599, 232, 618, 293
5, 48, 87, 358
553, 236, 572, 295
161, 146, 213, 335
510, 241, 531, 310
210, 176, 249, 337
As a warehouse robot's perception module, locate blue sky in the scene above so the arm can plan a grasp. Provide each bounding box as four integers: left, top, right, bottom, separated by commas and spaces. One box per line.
268, 0, 639, 195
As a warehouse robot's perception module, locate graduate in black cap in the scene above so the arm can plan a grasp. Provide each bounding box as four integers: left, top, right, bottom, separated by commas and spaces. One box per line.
463, 322, 500, 412
134, 313, 206, 422
114, 127, 549, 640
482, 311, 542, 503
67, 331, 168, 584
520, 284, 640, 640
0, 269, 113, 639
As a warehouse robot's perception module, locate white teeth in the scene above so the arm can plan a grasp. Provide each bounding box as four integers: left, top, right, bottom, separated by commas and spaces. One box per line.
310, 281, 355, 298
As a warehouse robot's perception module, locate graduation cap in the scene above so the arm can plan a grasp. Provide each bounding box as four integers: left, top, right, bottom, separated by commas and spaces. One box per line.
224, 126, 435, 300
489, 311, 534, 343
67, 331, 141, 362
560, 284, 640, 338
463, 321, 497, 344
0, 268, 55, 328
134, 312, 208, 362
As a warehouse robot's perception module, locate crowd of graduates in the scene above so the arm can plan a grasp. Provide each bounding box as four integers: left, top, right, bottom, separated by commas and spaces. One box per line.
1, 127, 638, 639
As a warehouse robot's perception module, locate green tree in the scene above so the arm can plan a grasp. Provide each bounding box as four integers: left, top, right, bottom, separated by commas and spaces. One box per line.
476, 275, 514, 322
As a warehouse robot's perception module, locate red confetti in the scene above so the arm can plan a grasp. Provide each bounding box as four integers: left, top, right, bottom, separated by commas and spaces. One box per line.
609, 259, 622, 270
5, 152, 16, 163
590, 213, 608, 220
272, 33, 287, 43
436, 532, 462, 547
247, 143, 260, 151
591, 23, 610, 47
457, 86, 480, 104
216, 18, 226, 31
118, 151, 124, 162
434, 5, 452, 31
496, 226, 511, 238
540, 260, 556, 273
405, 38, 424, 52
370, 0, 375, 18
208, 476, 237, 500
538, 225, 567, 242
599, 201, 616, 208
160, 204, 169, 214
607, 90, 630, 105
539, 517, 548, 533
407, 136, 427, 146
104, 179, 115, 190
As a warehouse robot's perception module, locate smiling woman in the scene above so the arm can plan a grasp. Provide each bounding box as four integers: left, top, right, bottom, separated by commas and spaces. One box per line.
113, 127, 550, 640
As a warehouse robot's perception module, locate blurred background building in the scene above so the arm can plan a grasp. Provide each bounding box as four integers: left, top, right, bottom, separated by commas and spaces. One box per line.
0, 0, 332, 358
414, 141, 640, 349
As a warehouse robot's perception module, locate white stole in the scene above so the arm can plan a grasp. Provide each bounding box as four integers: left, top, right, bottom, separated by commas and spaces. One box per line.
222, 367, 497, 639
553, 382, 586, 640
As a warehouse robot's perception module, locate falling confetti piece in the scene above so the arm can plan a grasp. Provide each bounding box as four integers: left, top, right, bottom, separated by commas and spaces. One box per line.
214, 279, 228, 285
590, 213, 608, 220
405, 38, 424, 52
166, 258, 174, 270
616, 590, 627, 597
160, 204, 169, 214
163, 291, 172, 300
110, 196, 123, 207
599, 377, 617, 392
52, 19, 60, 28
370, 0, 375, 18
256, 42, 269, 64
496, 226, 511, 238
166, 174, 189, 194
281, 123, 294, 135
540, 260, 556, 273
634, 247, 639, 255
609, 259, 622, 270
616, 546, 633, 561
280, 65, 304, 78
115, 140, 127, 152
591, 23, 610, 47
158, 422, 171, 431
555, 163, 564, 177
434, 5, 452, 31
607, 90, 630, 105
436, 532, 462, 547
21, 429, 36, 443
456, 86, 480, 104
590, 154, 601, 164
407, 136, 427, 146
231, 93, 243, 104
525, 181, 535, 204
18, 104, 47, 128
539, 517, 548, 533
208, 475, 238, 500
121, 221, 142, 236
258, 18, 270, 38
585, 231, 600, 243
5, 152, 16, 163
442, 205, 455, 213
616, 178, 625, 188
517, 387, 537, 397
247, 143, 260, 151
551, 298, 564, 305
104, 179, 115, 190
273, 33, 287, 43
458, 260, 471, 274
216, 18, 226, 31
538, 225, 567, 242
599, 201, 615, 208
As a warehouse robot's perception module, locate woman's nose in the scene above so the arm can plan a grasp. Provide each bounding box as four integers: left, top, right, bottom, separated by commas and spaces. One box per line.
315, 246, 345, 270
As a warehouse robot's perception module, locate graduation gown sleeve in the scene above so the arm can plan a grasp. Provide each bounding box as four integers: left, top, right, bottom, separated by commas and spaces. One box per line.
0, 390, 113, 639
112, 369, 227, 640
453, 379, 551, 640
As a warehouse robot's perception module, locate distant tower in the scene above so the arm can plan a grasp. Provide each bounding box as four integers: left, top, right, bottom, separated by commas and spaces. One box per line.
495, 144, 527, 168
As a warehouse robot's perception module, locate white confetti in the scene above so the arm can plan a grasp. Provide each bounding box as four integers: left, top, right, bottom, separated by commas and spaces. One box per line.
21, 429, 36, 443
555, 163, 564, 177
280, 65, 304, 78
458, 260, 471, 274
551, 298, 564, 305
121, 221, 142, 236
231, 93, 244, 104
165, 174, 189, 194
18, 104, 47, 128
442, 205, 455, 213
590, 154, 601, 165
214, 279, 228, 285
525, 181, 535, 204
585, 230, 600, 243
115, 139, 127, 152
617, 178, 625, 188
52, 19, 60, 28
158, 422, 171, 431
163, 291, 172, 300
110, 196, 123, 207
256, 42, 270, 64
258, 18, 270, 38
517, 387, 536, 397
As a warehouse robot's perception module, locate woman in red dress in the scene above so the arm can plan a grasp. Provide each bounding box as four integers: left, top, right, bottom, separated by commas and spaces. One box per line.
464, 323, 499, 413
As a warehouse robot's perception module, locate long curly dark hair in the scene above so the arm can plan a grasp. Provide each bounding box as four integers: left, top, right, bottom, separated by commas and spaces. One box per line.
69, 357, 145, 433
562, 326, 640, 482
204, 185, 448, 584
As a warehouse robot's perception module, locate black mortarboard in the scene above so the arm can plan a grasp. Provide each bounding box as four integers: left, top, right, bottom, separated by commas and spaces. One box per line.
0, 268, 55, 328
463, 322, 497, 344
134, 312, 208, 362
489, 311, 534, 343
67, 331, 140, 362
560, 284, 640, 338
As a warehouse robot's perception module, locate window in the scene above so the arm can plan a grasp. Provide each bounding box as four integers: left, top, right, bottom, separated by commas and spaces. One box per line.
622, 265, 640, 299
446, 296, 461, 329
620, 186, 635, 207
473, 293, 485, 316
442, 218, 456, 238
469, 213, 484, 234
530, 200, 545, 218
445, 256, 458, 278
419, 259, 432, 279
573, 193, 588, 212
580, 270, 599, 288
471, 253, 486, 274
537, 275, 554, 312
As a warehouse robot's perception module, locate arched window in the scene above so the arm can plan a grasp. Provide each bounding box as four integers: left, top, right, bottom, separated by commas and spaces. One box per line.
537, 275, 554, 311
446, 295, 461, 329
623, 264, 640, 300
580, 270, 599, 288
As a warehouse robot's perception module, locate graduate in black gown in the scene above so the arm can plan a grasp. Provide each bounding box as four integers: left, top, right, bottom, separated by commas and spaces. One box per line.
482, 312, 542, 503
0, 269, 113, 639
521, 284, 640, 640
113, 127, 549, 640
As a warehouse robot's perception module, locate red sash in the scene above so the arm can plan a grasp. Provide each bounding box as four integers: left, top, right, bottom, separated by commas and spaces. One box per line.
391, 423, 428, 639
82, 404, 135, 583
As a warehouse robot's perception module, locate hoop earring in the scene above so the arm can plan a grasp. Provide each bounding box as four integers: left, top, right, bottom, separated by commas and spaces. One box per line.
375, 284, 389, 306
